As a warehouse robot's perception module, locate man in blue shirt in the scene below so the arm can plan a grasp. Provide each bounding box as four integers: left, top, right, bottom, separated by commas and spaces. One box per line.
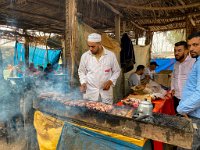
177, 32, 200, 149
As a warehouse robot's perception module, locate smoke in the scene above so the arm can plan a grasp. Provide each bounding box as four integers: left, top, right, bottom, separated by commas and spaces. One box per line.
0, 50, 3, 79
0, 67, 25, 145
0, 47, 81, 148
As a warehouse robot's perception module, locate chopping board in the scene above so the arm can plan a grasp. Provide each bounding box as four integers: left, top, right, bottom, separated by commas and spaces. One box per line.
127, 94, 151, 101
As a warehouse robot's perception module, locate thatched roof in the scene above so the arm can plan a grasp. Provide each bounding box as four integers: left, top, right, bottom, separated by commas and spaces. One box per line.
0, 0, 200, 35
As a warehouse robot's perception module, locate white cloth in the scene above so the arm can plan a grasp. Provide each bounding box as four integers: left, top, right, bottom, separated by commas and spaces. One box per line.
128, 73, 141, 87
87, 33, 101, 42
141, 67, 155, 80
171, 55, 195, 99
78, 47, 121, 104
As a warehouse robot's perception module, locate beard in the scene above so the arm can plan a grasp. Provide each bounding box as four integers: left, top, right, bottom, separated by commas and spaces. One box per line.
190, 53, 198, 58
175, 54, 185, 61
90, 47, 100, 55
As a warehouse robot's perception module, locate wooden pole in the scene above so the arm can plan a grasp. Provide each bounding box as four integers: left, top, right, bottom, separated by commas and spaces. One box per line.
122, 21, 126, 96
122, 21, 126, 33
65, 0, 77, 86
145, 31, 153, 64
115, 15, 120, 42
24, 30, 29, 66
135, 33, 139, 45
145, 31, 153, 45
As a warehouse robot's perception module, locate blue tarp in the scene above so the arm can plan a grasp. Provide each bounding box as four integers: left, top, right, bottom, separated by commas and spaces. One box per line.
151, 58, 176, 73
14, 41, 25, 65
57, 122, 151, 150
14, 42, 61, 68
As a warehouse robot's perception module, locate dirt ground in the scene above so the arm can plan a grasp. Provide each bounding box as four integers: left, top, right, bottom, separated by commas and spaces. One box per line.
0, 138, 27, 150
0, 121, 39, 150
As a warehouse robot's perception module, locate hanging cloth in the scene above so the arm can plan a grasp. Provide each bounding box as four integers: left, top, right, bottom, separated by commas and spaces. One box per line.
120, 33, 135, 73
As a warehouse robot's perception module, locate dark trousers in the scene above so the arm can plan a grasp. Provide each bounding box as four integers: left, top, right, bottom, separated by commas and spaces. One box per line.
173, 96, 180, 114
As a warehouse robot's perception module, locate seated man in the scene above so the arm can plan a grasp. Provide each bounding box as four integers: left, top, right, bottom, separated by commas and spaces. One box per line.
26, 63, 37, 76
44, 63, 55, 80
141, 61, 159, 81
128, 65, 145, 88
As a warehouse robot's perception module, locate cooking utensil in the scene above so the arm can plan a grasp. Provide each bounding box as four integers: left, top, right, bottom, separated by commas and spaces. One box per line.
137, 100, 153, 117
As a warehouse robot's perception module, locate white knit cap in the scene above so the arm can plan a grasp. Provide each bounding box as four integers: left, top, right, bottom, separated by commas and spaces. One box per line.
87, 33, 101, 42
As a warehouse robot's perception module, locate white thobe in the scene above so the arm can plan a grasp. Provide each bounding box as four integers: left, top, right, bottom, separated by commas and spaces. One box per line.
171, 55, 195, 99
78, 47, 121, 104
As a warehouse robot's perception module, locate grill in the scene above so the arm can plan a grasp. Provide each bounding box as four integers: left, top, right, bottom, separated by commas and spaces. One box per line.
34, 93, 194, 149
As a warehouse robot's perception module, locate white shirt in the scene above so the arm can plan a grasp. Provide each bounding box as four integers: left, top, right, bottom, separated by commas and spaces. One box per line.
171, 55, 195, 99
78, 47, 121, 104
128, 73, 141, 87
141, 67, 155, 80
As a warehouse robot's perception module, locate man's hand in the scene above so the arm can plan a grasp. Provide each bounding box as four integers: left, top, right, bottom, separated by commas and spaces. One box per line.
133, 84, 146, 91
102, 80, 113, 90
80, 83, 87, 93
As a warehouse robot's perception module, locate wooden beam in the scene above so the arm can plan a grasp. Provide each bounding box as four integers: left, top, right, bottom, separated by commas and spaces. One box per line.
178, 0, 196, 26
27, 0, 64, 9
130, 21, 147, 31
99, 0, 122, 17
109, 1, 200, 11
0, 1, 12, 9
133, 11, 200, 21
142, 19, 185, 27
115, 15, 120, 42
4, 8, 63, 24
188, 16, 196, 27
0, 17, 63, 34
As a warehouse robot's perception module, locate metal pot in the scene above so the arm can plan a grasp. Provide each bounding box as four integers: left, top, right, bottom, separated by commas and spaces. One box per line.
137, 100, 153, 117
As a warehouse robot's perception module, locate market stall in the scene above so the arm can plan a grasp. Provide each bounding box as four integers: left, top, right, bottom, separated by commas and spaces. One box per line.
33, 92, 193, 149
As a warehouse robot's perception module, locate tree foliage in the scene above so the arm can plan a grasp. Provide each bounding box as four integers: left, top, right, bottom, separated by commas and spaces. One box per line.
166, 29, 186, 45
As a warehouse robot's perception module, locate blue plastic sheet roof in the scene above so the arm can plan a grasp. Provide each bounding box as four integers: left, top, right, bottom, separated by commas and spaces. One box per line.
14, 42, 61, 68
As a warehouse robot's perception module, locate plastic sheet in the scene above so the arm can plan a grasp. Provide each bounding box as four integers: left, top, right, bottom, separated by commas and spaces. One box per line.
151, 58, 175, 73
34, 111, 64, 150
57, 122, 148, 150
34, 111, 152, 150
14, 42, 61, 68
